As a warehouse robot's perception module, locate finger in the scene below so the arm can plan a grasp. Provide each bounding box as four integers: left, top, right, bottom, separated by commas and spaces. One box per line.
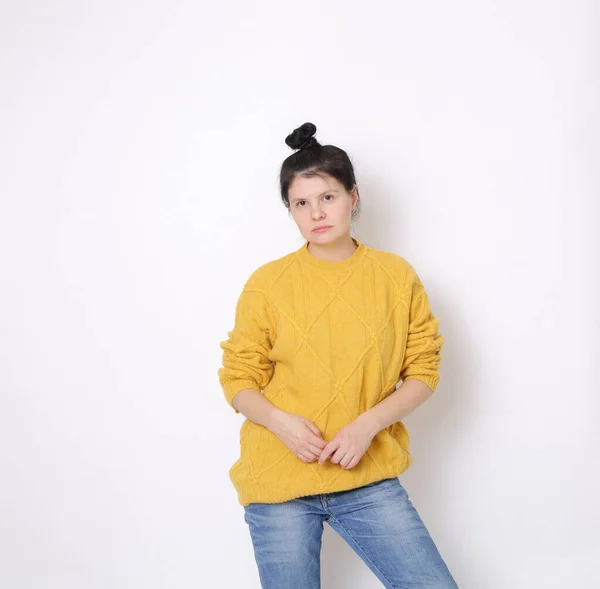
330, 447, 347, 464
310, 435, 328, 449
303, 447, 320, 459
344, 454, 361, 469
340, 453, 355, 468
307, 441, 327, 454
303, 420, 322, 437
299, 450, 317, 462
318, 441, 338, 465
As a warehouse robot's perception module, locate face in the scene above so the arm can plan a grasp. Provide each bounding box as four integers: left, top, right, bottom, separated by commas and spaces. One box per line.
288, 174, 358, 244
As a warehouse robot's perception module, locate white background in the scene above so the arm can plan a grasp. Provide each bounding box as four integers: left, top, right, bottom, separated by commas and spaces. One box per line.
1, 1, 598, 587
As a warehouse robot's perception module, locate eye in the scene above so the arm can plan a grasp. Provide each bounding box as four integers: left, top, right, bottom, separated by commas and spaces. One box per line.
295, 200, 306, 207
323, 194, 333, 200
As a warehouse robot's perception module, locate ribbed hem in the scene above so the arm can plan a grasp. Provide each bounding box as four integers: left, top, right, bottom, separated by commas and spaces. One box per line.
233, 451, 412, 506
295, 237, 368, 272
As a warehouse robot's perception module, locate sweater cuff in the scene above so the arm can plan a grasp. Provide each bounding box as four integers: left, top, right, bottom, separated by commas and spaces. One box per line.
222, 379, 261, 414
403, 374, 440, 393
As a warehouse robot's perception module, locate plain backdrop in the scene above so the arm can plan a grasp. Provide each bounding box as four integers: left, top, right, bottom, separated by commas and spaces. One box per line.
1, 1, 598, 587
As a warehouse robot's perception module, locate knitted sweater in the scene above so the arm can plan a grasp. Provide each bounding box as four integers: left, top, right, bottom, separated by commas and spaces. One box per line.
218, 238, 444, 506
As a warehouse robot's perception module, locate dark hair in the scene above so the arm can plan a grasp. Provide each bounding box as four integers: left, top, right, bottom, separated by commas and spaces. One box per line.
279, 122, 361, 220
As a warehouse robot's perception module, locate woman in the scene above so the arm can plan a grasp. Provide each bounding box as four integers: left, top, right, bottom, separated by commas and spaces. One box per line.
218, 122, 458, 588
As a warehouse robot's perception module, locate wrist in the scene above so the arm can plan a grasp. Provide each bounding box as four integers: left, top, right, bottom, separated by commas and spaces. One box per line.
357, 410, 382, 438
265, 406, 287, 434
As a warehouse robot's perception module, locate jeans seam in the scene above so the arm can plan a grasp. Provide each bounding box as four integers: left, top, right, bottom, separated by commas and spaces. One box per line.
327, 513, 396, 589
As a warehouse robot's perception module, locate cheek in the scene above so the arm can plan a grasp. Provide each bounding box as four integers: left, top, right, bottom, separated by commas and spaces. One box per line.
296, 208, 311, 218
290, 209, 307, 225
332, 202, 351, 219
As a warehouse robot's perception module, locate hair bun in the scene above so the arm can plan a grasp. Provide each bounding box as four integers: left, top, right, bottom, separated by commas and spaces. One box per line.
285, 122, 318, 151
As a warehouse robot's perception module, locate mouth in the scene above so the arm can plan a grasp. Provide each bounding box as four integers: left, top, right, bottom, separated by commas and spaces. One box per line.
312, 226, 332, 232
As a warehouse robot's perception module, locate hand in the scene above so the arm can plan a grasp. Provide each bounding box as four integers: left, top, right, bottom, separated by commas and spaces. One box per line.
268, 410, 328, 463
317, 417, 377, 469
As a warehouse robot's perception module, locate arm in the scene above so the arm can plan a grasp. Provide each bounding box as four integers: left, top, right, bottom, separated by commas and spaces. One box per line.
218, 279, 275, 415
218, 278, 327, 461
355, 378, 434, 438
318, 264, 444, 466
360, 267, 443, 435
230, 387, 283, 430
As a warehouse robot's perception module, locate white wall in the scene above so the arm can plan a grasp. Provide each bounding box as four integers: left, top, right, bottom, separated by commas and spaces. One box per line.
1, 1, 598, 587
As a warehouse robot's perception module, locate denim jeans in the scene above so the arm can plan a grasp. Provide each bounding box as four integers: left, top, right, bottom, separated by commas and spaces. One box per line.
243, 476, 458, 589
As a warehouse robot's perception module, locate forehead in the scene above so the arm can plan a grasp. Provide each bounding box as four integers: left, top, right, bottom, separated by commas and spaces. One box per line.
288, 174, 343, 201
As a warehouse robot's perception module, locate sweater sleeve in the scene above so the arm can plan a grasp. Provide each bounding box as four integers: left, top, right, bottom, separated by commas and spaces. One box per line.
218, 277, 275, 414
399, 265, 444, 392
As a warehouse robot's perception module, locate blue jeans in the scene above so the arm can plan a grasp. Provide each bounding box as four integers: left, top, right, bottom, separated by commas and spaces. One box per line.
243, 477, 458, 589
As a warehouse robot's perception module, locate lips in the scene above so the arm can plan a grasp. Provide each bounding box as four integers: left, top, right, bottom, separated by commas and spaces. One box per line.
312, 226, 332, 232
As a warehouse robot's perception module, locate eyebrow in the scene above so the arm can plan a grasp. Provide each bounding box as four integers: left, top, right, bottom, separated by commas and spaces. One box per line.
290, 189, 339, 204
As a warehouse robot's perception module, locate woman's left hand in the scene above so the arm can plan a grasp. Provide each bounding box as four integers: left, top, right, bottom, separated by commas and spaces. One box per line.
317, 416, 377, 469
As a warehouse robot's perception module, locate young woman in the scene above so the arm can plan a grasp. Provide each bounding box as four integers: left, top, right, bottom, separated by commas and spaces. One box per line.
218, 122, 458, 588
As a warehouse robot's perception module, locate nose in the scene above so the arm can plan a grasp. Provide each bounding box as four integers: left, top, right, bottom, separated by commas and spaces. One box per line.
312, 205, 325, 220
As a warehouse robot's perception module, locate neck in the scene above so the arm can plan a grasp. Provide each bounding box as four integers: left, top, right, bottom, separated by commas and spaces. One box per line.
306, 235, 358, 262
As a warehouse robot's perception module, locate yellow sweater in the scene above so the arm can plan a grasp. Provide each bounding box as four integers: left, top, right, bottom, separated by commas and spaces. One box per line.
218, 238, 444, 506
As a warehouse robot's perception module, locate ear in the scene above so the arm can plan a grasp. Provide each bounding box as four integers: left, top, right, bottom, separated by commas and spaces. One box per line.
351, 185, 359, 209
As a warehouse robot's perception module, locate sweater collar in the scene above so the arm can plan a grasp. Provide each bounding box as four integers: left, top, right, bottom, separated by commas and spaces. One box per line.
295, 237, 368, 271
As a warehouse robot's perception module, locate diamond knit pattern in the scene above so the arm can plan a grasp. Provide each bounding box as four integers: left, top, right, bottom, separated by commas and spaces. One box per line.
218, 238, 444, 506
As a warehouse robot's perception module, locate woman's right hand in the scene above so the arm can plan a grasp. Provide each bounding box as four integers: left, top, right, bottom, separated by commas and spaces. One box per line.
268, 410, 328, 463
